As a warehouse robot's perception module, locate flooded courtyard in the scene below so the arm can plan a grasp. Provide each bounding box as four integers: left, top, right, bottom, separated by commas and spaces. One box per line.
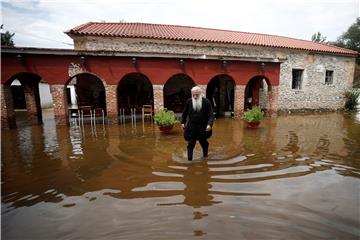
2, 111, 360, 239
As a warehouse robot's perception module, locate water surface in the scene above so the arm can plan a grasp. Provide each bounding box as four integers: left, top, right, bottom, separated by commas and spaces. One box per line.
2, 110, 360, 239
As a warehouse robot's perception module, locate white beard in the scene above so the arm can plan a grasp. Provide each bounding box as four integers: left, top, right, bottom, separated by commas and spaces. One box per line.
192, 97, 202, 112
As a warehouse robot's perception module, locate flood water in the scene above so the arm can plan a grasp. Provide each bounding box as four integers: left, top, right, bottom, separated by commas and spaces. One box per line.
2, 110, 360, 239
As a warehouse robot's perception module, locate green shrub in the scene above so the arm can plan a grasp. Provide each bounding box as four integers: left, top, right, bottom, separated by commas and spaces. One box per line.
344, 89, 360, 111
154, 108, 179, 126
243, 106, 265, 122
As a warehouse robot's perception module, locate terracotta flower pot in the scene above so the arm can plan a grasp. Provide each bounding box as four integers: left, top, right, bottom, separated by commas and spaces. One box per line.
246, 121, 261, 129
158, 125, 174, 133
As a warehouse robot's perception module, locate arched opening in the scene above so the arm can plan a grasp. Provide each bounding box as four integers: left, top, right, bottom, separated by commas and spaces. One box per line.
117, 73, 153, 112
4, 72, 48, 127
164, 74, 195, 113
206, 75, 235, 117
244, 76, 271, 111
10, 79, 53, 110
67, 73, 107, 113
10, 79, 26, 110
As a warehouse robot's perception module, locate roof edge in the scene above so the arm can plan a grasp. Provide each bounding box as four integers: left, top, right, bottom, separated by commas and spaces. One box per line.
64, 21, 93, 34
65, 22, 358, 56
0, 46, 288, 62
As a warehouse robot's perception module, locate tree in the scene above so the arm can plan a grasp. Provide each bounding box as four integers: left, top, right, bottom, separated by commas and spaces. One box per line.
334, 17, 360, 54
311, 32, 327, 43
331, 18, 360, 85
1, 24, 15, 46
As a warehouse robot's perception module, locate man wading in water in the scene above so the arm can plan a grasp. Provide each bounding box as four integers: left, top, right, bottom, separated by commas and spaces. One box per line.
181, 86, 214, 161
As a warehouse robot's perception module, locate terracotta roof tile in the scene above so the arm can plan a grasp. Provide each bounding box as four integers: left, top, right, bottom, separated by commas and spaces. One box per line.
66, 22, 358, 56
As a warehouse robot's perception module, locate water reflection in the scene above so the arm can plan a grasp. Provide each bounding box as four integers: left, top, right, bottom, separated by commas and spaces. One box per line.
42, 110, 59, 159
2, 111, 360, 239
281, 131, 299, 153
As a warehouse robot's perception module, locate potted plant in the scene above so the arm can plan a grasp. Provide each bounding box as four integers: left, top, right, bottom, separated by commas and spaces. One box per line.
243, 106, 265, 128
154, 108, 179, 133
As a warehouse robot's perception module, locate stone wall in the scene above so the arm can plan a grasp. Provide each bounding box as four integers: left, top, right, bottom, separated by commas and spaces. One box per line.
1, 84, 16, 128
50, 84, 68, 125
105, 85, 118, 124
278, 53, 355, 111
72, 36, 356, 112
72, 36, 283, 59
354, 63, 360, 86
259, 80, 269, 109
234, 85, 245, 118
23, 83, 42, 125
153, 84, 164, 112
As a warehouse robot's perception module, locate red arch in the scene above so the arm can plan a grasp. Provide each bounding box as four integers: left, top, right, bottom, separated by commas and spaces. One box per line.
66, 72, 107, 86
117, 72, 154, 111
244, 75, 271, 110
2, 53, 281, 86
164, 73, 195, 112
4, 72, 42, 85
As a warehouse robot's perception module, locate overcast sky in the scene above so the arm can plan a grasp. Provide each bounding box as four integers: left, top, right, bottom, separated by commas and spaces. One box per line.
1, 0, 359, 49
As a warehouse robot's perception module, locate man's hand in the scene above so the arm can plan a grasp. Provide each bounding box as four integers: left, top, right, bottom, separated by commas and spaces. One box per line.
181, 124, 185, 129
206, 125, 211, 131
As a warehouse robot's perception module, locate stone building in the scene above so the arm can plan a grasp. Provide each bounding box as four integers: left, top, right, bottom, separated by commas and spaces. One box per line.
1, 22, 358, 128
67, 22, 358, 113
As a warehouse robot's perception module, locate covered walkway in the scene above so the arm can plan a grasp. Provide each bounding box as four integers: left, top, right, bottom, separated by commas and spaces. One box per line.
1, 47, 281, 128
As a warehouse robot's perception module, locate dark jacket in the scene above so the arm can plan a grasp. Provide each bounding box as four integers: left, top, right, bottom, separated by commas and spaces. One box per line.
181, 98, 214, 141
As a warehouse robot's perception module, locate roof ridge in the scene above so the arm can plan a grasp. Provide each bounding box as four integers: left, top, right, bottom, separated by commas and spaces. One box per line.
81, 21, 289, 37
66, 22, 358, 56
79, 21, 327, 43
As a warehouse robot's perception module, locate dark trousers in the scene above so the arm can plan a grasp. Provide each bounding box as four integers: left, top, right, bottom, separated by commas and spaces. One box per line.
187, 138, 209, 160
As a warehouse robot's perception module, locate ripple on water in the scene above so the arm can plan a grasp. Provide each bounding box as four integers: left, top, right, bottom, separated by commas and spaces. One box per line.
211, 165, 312, 180
152, 172, 183, 178
209, 163, 274, 172
207, 155, 247, 165
1, 112, 359, 239
132, 182, 186, 192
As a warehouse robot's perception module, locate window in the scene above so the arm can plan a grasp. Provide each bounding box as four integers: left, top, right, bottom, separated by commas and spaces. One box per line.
325, 70, 333, 84
292, 69, 303, 89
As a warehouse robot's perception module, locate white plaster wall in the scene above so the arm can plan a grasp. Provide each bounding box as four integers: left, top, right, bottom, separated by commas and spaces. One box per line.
39, 82, 53, 109
67, 85, 77, 106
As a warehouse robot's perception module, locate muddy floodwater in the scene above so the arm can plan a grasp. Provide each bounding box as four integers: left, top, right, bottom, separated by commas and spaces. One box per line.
2, 110, 360, 239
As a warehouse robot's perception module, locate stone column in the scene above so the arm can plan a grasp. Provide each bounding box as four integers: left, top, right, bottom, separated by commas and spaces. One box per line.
267, 85, 279, 117
234, 84, 245, 118
1, 84, 17, 129
153, 84, 164, 113
23, 83, 42, 125
50, 84, 68, 125
105, 84, 118, 124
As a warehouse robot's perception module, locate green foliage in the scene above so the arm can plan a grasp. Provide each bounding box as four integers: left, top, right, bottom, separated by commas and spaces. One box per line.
243, 106, 265, 122
1, 25, 15, 46
353, 82, 360, 89
311, 32, 327, 43
338, 18, 360, 53
330, 17, 360, 63
344, 89, 360, 111
154, 108, 179, 126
